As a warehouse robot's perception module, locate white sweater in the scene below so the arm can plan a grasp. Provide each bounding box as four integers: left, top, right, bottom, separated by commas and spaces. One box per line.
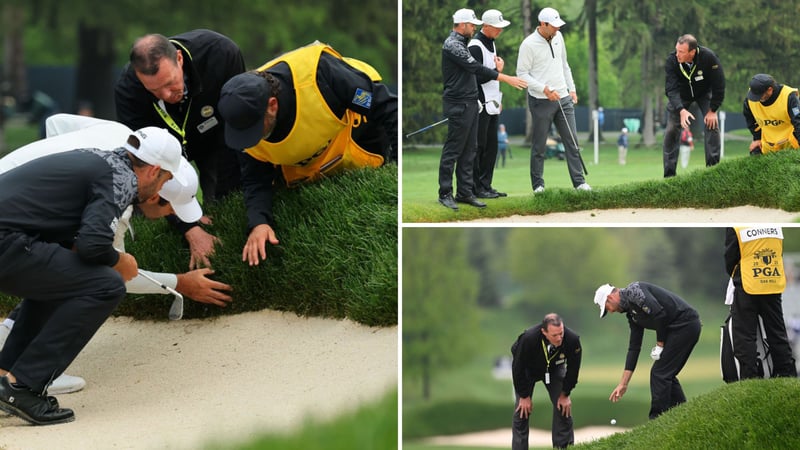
516, 29, 576, 99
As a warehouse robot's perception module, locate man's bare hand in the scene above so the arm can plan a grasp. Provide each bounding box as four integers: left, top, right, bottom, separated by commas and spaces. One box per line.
176, 268, 233, 307
680, 109, 695, 129
113, 252, 138, 282
185, 226, 219, 270
242, 224, 280, 266
704, 110, 719, 130
515, 396, 533, 419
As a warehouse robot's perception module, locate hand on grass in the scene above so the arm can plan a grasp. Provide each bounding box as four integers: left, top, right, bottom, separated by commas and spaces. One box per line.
242, 224, 280, 266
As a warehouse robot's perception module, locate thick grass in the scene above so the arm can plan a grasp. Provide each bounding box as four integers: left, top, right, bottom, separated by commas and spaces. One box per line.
575, 378, 800, 450
0, 165, 398, 327
208, 389, 398, 450
402, 135, 800, 222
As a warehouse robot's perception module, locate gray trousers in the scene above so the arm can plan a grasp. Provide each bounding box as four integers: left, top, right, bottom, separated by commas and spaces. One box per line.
0, 232, 125, 393
512, 376, 574, 449
662, 95, 720, 177
527, 95, 586, 190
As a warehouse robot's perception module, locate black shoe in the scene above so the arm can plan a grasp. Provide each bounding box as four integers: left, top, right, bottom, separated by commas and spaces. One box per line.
0, 377, 75, 425
454, 195, 487, 208
489, 188, 508, 197
438, 194, 459, 210
475, 190, 500, 199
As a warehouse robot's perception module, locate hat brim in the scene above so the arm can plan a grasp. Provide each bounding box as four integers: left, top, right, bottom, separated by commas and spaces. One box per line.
224, 120, 264, 150
172, 198, 203, 223
550, 18, 566, 27
746, 89, 763, 102
468, 19, 483, 25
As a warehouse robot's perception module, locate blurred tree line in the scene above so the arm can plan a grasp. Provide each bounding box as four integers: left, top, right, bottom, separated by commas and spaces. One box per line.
403, 227, 800, 399
1, 0, 397, 120
403, 0, 800, 145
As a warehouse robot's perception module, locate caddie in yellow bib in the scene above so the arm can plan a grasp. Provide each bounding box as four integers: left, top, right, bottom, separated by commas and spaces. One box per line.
733, 226, 786, 295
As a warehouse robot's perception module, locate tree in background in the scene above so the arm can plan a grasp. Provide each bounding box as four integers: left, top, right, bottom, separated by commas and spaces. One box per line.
403, 228, 481, 400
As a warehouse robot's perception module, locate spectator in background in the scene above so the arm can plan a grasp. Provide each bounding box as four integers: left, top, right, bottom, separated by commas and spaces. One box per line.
617, 127, 629, 165
496, 123, 509, 168
679, 127, 694, 168
29, 91, 59, 139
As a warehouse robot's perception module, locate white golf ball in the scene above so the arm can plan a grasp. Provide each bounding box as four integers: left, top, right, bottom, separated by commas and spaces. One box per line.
610, 419, 617, 425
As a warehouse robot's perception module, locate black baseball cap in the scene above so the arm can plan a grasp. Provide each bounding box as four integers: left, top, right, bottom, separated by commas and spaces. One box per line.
218, 72, 270, 149
747, 74, 776, 102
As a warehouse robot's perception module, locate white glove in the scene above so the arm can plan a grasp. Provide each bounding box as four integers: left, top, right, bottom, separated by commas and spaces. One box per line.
650, 345, 663, 361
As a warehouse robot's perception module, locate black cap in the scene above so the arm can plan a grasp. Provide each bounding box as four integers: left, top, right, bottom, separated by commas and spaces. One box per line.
747, 74, 776, 102
218, 72, 271, 149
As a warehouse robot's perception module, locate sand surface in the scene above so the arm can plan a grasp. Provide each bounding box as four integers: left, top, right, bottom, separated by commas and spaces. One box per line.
0, 310, 397, 450
422, 426, 626, 447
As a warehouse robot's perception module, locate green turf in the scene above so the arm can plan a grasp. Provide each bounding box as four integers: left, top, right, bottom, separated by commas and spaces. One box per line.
402, 134, 800, 222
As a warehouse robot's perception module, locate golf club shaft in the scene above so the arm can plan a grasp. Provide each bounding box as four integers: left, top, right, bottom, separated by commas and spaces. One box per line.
404, 100, 501, 139
557, 98, 588, 175
137, 270, 184, 320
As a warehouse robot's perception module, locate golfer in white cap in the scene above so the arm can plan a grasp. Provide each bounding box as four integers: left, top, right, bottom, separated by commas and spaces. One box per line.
468, 9, 513, 199
593, 281, 701, 419
0, 117, 229, 425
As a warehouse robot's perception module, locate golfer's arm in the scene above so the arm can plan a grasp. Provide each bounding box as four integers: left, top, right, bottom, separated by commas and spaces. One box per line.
618, 370, 633, 388
125, 270, 178, 295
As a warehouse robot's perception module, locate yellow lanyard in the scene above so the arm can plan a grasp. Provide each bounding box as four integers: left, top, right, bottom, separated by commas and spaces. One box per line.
679, 62, 697, 81
153, 98, 192, 148
542, 340, 557, 369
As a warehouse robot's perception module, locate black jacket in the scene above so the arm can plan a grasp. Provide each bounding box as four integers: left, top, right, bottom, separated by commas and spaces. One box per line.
664, 45, 725, 112
115, 29, 245, 163
511, 324, 582, 398
441, 31, 498, 102
619, 282, 700, 371
0, 149, 137, 267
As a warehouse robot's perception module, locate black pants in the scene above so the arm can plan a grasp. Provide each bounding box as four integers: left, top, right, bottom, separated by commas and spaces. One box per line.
193, 146, 242, 203
0, 232, 125, 393
438, 99, 479, 198
731, 288, 797, 378
662, 95, 720, 177
649, 317, 701, 419
473, 110, 499, 193
512, 376, 574, 449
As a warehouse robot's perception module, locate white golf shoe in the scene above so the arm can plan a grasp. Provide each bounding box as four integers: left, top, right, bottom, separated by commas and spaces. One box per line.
48, 374, 86, 395
576, 183, 592, 191
533, 186, 545, 193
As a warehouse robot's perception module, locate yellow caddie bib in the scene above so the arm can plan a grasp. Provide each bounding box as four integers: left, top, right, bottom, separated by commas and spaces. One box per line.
244, 41, 384, 186
734, 226, 786, 295
748, 85, 800, 153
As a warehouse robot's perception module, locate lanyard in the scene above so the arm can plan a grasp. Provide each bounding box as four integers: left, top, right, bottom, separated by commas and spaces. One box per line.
542, 340, 558, 384
153, 98, 192, 149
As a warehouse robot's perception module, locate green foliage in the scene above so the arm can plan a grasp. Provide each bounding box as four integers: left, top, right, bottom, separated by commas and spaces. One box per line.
402, 228, 482, 398
212, 389, 398, 450
0, 166, 398, 326
575, 378, 800, 450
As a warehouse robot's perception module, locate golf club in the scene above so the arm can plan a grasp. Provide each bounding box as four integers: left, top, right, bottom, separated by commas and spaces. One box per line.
405, 100, 500, 139
138, 270, 184, 321
557, 98, 589, 175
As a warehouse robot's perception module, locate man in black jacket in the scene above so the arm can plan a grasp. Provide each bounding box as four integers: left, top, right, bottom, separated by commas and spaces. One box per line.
438, 8, 526, 211
594, 281, 701, 419
0, 128, 183, 425
662, 34, 725, 177
115, 29, 246, 269
511, 313, 582, 449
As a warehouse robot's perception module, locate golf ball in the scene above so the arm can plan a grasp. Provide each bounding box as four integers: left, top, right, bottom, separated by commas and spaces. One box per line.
610, 419, 617, 425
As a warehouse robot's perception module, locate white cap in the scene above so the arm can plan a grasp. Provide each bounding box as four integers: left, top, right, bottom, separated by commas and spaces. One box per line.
482, 9, 510, 28
453, 8, 483, 25
538, 7, 566, 27
158, 158, 202, 223
622, 127, 629, 133
124, 127, 185, 184
594, 284, 614, 318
